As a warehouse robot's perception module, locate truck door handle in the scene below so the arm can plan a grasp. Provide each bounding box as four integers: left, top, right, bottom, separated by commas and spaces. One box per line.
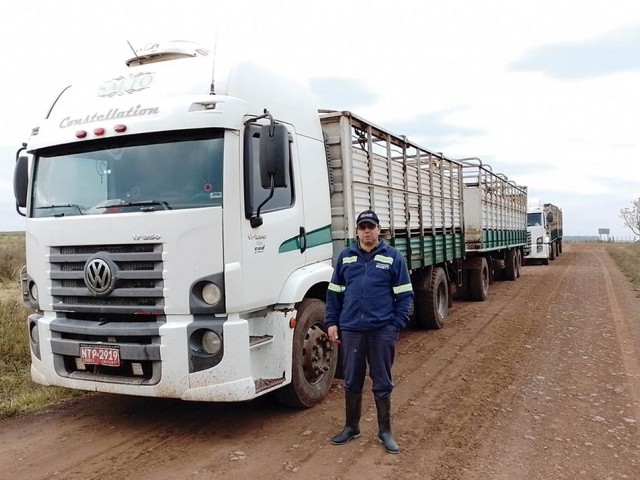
299, 226, 307, 253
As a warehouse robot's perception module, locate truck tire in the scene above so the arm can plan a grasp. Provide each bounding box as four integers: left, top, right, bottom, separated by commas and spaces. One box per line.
468, 257, 490, 301
558, 240, 563, 255
542, 257, 550, 266
516, 249, 522, 278
550, 242, 556, 260
504, 249, 517, 281
274, 298, 338, 408
416, 267, 449, 329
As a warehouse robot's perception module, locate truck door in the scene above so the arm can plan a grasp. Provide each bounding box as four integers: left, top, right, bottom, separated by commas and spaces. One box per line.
240, 123, 306, 310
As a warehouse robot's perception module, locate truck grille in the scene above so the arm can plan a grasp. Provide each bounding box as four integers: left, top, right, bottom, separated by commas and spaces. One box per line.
49, 243, 164, 314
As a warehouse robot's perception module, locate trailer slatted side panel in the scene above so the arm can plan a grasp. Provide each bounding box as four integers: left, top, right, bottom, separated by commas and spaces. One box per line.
461, 159, 528, 252
320, 111, 464, 270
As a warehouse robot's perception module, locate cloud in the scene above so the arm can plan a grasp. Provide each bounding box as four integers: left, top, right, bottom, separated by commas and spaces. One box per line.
510, 26, 640, 79
308, 77, 379, 110
382, 110, 485, 152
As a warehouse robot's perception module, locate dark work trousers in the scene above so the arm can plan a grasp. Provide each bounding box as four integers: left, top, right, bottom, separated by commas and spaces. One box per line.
341, 324, 399, 398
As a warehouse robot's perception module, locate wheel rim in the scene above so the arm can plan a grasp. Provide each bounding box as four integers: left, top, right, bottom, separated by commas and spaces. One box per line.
437, 281, 447, 317
482, 266, 489, 293
301, 323, 333, 385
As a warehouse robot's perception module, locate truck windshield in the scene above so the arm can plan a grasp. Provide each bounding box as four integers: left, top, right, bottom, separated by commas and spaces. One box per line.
31, 129, 224, 217
527, 212, 543, 227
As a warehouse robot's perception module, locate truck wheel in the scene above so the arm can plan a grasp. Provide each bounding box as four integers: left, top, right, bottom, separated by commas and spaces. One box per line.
542, 257, 550, 266
274, 298, 338, 408
550, 243, 556, 260
416, 267, 449, 329
516, 249, 522, 278
468, 257, 490, 301
505, 249, 517, 281
558, 241, 563, 255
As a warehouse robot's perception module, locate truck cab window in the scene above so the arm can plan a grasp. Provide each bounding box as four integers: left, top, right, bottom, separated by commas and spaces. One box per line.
31, 129, 224, 217
527, 212, 543, 227
243, 124, 294, 218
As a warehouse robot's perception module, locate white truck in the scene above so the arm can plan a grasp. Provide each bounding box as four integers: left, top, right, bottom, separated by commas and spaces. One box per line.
13, 41, 526, 407
525, 200, 563, 265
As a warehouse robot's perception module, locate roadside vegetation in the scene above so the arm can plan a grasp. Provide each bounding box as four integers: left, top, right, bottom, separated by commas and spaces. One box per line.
607, 242, 640, 294
0, 233, 82, 419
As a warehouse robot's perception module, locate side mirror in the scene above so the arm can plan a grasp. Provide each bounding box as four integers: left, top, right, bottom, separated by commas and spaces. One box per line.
259, 124, 289, 188
14, 155, 29, 209
546, 212, 554, 224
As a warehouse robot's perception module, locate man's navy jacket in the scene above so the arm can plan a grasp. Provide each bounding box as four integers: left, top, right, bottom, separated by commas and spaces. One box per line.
325, 240, 414, 331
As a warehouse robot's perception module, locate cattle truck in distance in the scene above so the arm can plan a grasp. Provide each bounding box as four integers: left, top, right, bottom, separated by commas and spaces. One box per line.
13, 40, 527, 407
525, 200, 563, 265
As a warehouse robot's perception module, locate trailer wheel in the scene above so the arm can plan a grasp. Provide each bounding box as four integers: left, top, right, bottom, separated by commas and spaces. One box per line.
416, 267, 449, 329
505, 249, 517, 281
468, 257, 490, 301
274, 298, 338, 408
516, 249, 522, 278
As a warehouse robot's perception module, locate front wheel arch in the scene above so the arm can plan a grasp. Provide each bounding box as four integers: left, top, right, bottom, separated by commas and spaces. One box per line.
273, 298, 337, 408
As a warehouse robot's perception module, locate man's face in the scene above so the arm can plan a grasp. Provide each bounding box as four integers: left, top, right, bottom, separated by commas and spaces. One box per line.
357, 222, 380, 249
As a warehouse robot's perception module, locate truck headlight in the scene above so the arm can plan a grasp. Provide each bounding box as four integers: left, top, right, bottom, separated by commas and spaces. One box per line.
29, 321, 39, 343
201, 330, 222, 355
190, 273, 225, 314
30, 282, 39, 303
201, 282, 222, 305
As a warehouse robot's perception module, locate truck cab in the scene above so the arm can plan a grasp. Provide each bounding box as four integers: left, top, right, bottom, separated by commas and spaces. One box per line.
13, 41, 337, 407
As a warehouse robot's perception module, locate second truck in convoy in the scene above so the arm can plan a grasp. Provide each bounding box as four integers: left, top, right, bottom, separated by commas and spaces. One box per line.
525, 200, 563, 265
13, 40, 528, 407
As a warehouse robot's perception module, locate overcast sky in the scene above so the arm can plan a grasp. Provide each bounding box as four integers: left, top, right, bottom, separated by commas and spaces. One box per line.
1, 0, 639, 237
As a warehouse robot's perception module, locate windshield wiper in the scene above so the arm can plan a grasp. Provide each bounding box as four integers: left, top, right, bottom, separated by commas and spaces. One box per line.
95, 200, 172, 211
36, 204, 83, 216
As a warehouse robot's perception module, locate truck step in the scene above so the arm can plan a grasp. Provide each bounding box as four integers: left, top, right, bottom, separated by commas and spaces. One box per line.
249, 335, 273, 348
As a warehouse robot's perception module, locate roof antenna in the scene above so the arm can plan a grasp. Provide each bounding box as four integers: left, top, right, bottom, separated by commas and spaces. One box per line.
126, 40, 141, 66
210, 29, 218, 94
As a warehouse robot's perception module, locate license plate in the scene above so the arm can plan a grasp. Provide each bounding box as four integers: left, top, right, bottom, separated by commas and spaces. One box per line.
79, 344, 120, 367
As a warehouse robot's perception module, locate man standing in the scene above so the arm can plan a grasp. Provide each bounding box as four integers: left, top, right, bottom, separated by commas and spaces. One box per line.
325, 209, 414, 454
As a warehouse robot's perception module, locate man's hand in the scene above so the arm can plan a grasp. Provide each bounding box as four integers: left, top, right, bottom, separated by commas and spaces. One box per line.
328, 325, 341, 344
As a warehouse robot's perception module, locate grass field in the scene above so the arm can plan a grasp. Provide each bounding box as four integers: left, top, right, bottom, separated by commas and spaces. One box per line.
607, 242, 640, 294
0, 233, 82, 419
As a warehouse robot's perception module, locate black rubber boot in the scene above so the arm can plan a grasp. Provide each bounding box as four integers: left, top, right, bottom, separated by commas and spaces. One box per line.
375, 395, 400, 454
331, 392, 362, 445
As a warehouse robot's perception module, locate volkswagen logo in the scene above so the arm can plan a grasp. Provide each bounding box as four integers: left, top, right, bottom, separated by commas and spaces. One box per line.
84, 256, 117, 295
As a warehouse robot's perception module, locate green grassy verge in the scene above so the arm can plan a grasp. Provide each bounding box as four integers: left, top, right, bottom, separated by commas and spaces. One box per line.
607, 242, 640, 294
0, 233, 82, 419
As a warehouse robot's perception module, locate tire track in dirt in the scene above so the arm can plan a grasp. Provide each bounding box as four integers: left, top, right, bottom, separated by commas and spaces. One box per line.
2, 245, 638, 480
458, 245, 640, 479
593, 249, 640, 422
320, 257, 573, 479
392, 258, 572, 479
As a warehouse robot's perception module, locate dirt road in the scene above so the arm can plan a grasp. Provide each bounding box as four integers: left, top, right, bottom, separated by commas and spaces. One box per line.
1, 243, 639, 480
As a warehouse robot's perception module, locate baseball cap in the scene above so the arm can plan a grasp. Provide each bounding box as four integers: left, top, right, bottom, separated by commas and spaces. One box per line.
356, 209, 379, 227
